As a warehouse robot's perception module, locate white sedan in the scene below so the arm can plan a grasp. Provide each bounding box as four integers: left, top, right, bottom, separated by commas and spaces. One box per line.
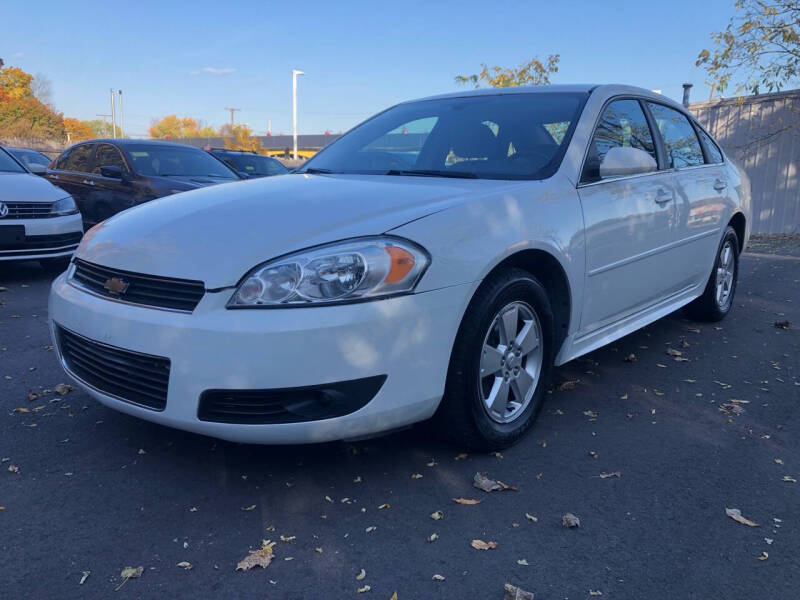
49, 84, 750, 449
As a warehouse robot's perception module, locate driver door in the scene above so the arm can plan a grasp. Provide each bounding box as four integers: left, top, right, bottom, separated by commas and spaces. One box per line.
577, 98, 679, 336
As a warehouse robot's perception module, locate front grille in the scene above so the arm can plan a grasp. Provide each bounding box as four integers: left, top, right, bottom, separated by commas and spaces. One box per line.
1, 202, 54, 219
72, 259, 205, 312
0, 232, 82, 252
198, 376, 387, 424
56, 325, 170, 411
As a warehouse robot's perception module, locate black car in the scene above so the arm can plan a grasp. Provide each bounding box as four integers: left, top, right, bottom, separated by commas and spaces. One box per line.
45, 140, 241, 228
7, 147, 52, 174
209, 148, 289, 178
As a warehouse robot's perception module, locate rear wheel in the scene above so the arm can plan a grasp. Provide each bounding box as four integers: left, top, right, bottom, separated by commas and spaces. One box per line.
437, 267, 554, 450
686, 226, 739, 322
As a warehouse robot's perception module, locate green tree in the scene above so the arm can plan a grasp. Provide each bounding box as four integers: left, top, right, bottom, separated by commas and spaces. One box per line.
455, 55, 560, 88
697, 0, 800, 95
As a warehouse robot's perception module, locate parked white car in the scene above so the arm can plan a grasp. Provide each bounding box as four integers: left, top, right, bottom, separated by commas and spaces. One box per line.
0, 145, 83, 270
48, 84, 750, 449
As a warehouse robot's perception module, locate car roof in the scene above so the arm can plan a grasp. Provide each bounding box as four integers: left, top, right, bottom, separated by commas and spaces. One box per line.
7, 147, 48, 154
79, 139, 207, 149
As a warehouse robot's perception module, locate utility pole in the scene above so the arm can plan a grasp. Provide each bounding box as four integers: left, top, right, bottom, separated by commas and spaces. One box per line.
110, 89, 117, 138
118, 90, 124, 138
292, 69, 304, 160
224, 107, 241, 129
96, 113, 112, 137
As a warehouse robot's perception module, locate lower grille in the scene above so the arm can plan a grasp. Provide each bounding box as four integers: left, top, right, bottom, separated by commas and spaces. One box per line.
198, 376, 387, 424
2, 202, 54, 219
0, 232, 82, 251
56, 325, 170, 411
71, 259, 205, 312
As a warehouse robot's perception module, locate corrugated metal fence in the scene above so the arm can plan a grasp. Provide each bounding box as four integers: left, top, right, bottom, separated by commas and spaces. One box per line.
690, 90, 800, 233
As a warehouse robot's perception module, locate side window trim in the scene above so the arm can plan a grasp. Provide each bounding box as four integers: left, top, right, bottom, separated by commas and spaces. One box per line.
577, 95, 662, 187
61, 143, 96, 174
638, 99, 669, 171
692, 121, 725, 165
644, 101, 708, 171
94, 143, 131, 175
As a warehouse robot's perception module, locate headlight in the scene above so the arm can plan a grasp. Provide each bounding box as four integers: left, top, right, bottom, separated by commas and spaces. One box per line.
228, 237, 430, 308
51, 196, 78, 216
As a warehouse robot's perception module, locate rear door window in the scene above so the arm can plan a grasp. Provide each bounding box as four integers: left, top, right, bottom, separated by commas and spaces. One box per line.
93, 144, 128, 174
581, 99, 656, 183
695, 127, 724, 164
646, 103, 705, 169
61, 144, 95, 173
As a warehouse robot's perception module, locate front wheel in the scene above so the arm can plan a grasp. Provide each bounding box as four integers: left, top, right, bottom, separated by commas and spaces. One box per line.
436, 267, 554, 450
686, 226, 740, 322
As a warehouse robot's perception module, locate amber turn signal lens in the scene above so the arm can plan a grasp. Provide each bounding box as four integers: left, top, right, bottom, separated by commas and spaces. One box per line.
385, 246, 416, 283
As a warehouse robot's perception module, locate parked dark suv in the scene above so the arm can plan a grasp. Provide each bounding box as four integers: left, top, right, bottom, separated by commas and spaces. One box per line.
210, 148, 289, 178
46, 140, 241, 228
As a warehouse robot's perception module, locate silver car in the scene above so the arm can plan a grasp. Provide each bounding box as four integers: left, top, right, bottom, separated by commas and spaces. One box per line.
0, 145, 83, 271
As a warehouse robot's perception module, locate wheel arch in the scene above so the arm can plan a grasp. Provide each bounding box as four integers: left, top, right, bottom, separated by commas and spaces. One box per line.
728, 211, 746, 253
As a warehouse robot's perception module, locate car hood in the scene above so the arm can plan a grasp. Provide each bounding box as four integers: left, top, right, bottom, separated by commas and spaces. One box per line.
76, 173, 512, 288
0, 172, 69, 203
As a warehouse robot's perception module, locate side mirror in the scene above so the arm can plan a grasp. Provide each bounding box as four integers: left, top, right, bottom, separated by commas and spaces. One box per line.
28, 163, 47, 176
599, 147, 657, 179
238, 171, 251, 179
99, 165, 123, 179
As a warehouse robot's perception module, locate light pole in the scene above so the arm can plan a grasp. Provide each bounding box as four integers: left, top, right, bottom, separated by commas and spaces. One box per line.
292, 69, 304, 160
110, 89, 117, 139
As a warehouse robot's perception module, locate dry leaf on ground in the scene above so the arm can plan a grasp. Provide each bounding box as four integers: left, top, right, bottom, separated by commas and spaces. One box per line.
430, 510, 443, 520
453, 498, 481, 505
357, 585, 371, 593
356, 568, 366, 580
725, 508, 759, 527
517, 559, 529, 565
428, 533, 439, 542
79, 571, 90, 585
378, 503, 390, 509
758, 552, 769, 561
54, 383, 73, 395
562, 513, 581, 528
432, 574, 445, 581
279, 535, 295, 542
454, 453, 468, 460
597, 471, 621, 479
470, 539, 498, 550
177, 562, 193, 570
504, 583, 534, 600
774, 321, 790, 329
473, 472, 517, 492
411, 473, 423, 479
236, 540, 275, 572
525, 513, 538, 522
783, 475, 797, 483
557, 379, 579, 391
241, 504, 257, 511
115, 566, 144, 591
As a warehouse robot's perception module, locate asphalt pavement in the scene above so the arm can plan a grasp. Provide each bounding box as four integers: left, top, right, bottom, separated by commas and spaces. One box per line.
1, 238, 798, 599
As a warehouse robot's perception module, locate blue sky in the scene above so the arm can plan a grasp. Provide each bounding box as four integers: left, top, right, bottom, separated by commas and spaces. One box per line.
3, 0, 736, 138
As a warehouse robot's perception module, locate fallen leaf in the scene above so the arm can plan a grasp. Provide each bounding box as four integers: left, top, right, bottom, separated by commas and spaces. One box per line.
620, 394, 628, 400
356, 568, 366, 580
13, 407, 29, 414
470, 539, 498, 550
315, 547, 323, 553
503, 583, 534, 600
279, 535, 295, 542
353, 476, 362, 483
557, 379, 579, 391
589, 591, 603, 596
726, 508, 759, 527
758, 552, 769, 561
666, 348, 682, 357
115, 566, 143, 591
623, 353, 636, 362
490, 451, 503, 459
452, 498, 481, 505
242, 504, 257, 511
516, 559, 529, 566
378, 503, 390, 509
473, 472, 518, 492
588, 451, 598, 459
79, 571, 90, 585
765, 538, 774, 545
774, 320, 790, 330
357, 585, 371, 593
428, 533, 439, 542
27, 391, 38, 402
432, 574, 445, 581
783, 475, 797, 483
426, 459, 437, 467
177, 561, 193, 570
365, 526, 377, 533
454, 453, 468, 460
8, 465, 19, 474
390, 593, 398, 600
430, 510, 443, 520
597, 471, 621, 479
324, 495, 333, 503
138, 449, 146, 455
189, 507, 198, 512
562, 513, 580, 528
236, 540, 275, 571
411, 473, 423, 479
54, 383, 73, 395
525, 513, 538, 522
583, 410, 598, 420
774, 458, 784, 465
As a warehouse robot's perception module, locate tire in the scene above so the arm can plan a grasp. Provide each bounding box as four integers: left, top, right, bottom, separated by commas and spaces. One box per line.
686, 226, 740, 322
39, 256, 72, 275
436, 267, 555, 450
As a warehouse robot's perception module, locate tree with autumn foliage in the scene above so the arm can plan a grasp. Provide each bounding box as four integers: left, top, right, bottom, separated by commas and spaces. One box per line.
63, 117, 95, 142
0, 65, 65, 142
455, 55, 560, 88
149, 114, 216, 139
222, 123, 263, 152
0, 66, 34, 99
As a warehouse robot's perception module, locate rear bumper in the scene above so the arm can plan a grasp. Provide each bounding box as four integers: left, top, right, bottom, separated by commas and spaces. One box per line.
49, 272, 470, 444
0, 214, 83, 261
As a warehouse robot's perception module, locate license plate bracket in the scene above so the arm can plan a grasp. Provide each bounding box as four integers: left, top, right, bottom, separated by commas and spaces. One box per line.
0, 225, 25, 245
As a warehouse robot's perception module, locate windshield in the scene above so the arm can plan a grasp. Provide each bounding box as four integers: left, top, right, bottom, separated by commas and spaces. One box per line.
300, 92, 587, 180
10, 149, 51, 169
0, 147, 27, 173
216, 152, 288, 176
125, 144, 239, 179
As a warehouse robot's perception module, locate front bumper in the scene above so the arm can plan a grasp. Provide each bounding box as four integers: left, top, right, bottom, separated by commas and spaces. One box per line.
0, 214, 83, 261
49, 273, 470, 444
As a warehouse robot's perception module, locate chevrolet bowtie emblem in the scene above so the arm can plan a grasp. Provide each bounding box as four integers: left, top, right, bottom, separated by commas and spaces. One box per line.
103, 277, 130, 295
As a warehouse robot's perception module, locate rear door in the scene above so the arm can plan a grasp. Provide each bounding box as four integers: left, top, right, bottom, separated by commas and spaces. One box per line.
577, 98, 680, 336
50, 144, 96, 217
645, 103, 729, 290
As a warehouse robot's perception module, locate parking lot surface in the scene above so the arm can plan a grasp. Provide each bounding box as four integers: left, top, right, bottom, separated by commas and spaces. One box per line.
1, 239, 798, 599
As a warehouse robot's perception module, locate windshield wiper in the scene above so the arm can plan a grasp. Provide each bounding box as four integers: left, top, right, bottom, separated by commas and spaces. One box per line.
385, 169, 478, 179
303, 167, 336, 174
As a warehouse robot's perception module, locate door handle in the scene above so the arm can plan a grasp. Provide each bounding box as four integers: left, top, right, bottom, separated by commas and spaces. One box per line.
713, 179, 727, 192
655, 189, 673, 204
